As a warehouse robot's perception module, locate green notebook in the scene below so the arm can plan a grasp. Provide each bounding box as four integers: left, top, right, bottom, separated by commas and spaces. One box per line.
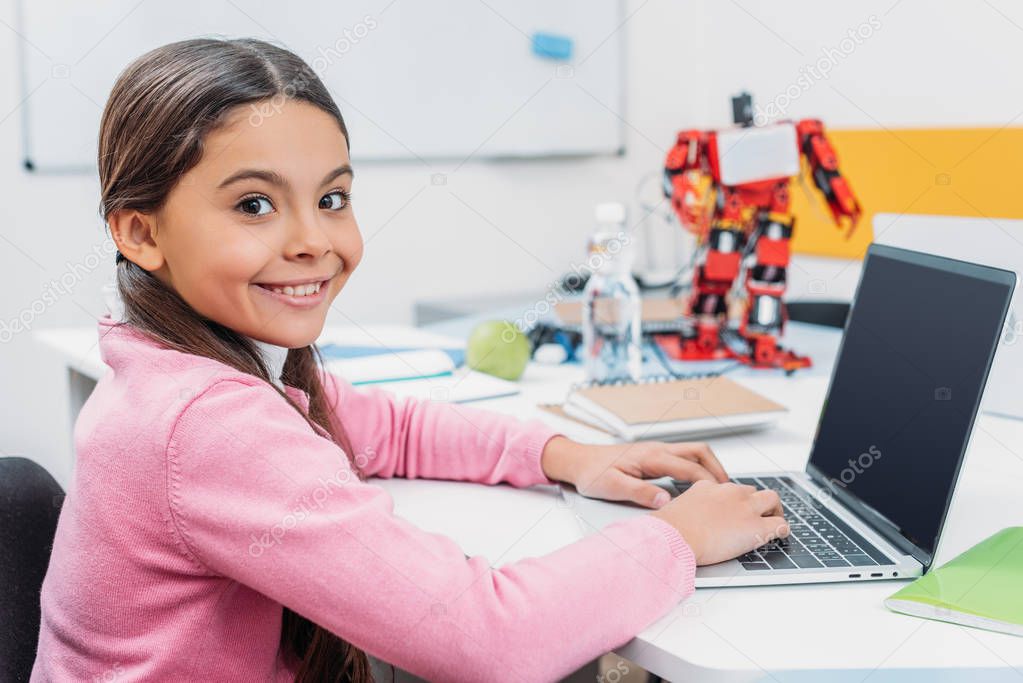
885, 527, 1023, 637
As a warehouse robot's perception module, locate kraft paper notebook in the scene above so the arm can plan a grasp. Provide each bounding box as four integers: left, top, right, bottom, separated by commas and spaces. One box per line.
885, 527, 1023, 637
553, 298, 688, 332
561, 375, 786, 441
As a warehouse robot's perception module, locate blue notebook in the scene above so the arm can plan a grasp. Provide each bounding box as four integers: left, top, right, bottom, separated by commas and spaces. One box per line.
318, 344, 519, 403
319, 344, 465, 367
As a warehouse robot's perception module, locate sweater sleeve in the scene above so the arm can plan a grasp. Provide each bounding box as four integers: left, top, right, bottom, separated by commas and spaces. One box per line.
166, 379, 697, 683
320, 369, 564, 487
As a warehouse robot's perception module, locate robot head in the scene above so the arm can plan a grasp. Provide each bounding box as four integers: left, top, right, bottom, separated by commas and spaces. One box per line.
732, 92, 754, 128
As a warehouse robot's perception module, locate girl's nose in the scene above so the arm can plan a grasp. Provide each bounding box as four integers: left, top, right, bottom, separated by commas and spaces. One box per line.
284, 213, 332, 260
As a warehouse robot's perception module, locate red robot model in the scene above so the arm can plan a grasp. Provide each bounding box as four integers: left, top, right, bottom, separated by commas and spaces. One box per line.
661, 93, 861, 373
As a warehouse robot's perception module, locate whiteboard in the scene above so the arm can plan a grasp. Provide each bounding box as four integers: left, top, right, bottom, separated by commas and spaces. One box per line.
16, 0, 625, 172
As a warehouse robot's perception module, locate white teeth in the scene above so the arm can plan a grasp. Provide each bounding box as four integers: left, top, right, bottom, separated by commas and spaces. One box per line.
266, 282, 322, 297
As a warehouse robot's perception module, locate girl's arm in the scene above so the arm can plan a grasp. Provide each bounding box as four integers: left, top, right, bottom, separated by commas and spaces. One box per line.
320, 369, 564, 487
167, 378, 696, 683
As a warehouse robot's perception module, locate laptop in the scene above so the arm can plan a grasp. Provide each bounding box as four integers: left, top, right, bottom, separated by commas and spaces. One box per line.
563, 243, 1016, 587
873, 213, 1023, 421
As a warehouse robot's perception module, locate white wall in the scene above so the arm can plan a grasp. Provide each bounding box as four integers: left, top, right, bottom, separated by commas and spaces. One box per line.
2, 0, 1019, 480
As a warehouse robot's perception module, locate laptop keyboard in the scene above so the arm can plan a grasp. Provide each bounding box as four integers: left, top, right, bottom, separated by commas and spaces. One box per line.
731, 476, 895, 571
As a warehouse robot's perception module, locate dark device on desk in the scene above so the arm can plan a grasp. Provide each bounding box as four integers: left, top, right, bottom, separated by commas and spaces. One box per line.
568, 244, 1016, 587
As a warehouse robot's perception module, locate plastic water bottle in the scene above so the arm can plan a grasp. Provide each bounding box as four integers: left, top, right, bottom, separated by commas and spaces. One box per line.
581, 203, 643, 383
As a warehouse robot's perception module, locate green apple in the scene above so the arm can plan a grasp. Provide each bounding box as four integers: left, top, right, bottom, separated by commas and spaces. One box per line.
466, 320, 531, 381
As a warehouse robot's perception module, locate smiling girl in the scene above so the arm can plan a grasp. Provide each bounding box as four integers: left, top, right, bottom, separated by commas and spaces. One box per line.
32, 38, 788, 682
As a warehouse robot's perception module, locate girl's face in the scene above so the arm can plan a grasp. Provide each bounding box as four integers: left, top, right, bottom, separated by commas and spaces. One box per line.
149, 99, 361, 348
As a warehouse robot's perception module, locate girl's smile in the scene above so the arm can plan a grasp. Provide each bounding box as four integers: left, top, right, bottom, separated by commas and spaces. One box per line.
251, 266, 343, 310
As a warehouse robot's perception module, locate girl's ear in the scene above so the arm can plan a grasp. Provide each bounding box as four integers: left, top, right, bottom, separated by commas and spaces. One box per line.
108, 209, 164, 272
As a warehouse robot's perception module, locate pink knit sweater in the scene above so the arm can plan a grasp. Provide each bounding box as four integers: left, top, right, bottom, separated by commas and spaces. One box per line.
32, 317, 696, 682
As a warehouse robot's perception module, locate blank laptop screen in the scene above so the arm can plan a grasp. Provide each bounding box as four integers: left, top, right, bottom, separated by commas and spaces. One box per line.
807, 244, 1014, 561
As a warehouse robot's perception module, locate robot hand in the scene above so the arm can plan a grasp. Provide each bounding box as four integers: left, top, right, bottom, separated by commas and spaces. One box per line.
797, 119, 862, 237
664, 130, 714, 236
664, 170, 712, 235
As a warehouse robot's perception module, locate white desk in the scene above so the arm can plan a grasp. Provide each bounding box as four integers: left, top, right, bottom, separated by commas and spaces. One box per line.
36, 320, 1023, 682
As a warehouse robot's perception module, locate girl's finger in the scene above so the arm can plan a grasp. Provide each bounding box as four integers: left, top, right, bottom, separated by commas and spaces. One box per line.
585, 470, 671, 509
759, 515, 791, 542
667, 442, 729, 482
750, 489, 784, 517
643, 452, 718, 484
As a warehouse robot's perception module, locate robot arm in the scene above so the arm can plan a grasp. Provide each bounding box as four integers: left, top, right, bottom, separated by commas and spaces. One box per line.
663, 129, 713, 236
796, 119, 862, 236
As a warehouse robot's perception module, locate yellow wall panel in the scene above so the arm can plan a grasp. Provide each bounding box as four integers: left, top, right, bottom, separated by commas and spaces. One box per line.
789, 128, 1023, 259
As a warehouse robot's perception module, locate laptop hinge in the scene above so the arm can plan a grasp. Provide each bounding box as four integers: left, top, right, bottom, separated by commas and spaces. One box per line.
805, 464, 931, 567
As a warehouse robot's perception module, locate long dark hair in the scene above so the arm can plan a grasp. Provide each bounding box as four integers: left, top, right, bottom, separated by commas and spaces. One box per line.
98, 37, 374, 682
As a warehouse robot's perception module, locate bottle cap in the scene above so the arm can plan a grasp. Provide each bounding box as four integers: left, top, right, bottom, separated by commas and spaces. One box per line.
594, 202, 627, 225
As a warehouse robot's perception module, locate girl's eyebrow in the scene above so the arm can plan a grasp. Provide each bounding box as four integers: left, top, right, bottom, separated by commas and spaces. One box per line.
217, 164, 354, 190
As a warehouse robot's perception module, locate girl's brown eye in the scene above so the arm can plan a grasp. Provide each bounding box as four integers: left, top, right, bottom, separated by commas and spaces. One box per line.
320, 190, 350, 211
238, 196, 273, 216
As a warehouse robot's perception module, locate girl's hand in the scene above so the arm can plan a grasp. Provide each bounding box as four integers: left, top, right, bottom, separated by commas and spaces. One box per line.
652, 480, 790, 565
540, 436, 729, 509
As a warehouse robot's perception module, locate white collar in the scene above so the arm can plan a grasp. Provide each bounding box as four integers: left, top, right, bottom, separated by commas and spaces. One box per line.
103, 279, 126, 323
250, 337, 289, 388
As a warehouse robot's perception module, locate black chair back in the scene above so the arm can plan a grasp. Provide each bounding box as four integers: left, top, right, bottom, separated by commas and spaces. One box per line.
0, 457, 64, 683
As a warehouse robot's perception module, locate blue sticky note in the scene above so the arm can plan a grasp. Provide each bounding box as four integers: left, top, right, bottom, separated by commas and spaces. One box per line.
531, 32, 573, 61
